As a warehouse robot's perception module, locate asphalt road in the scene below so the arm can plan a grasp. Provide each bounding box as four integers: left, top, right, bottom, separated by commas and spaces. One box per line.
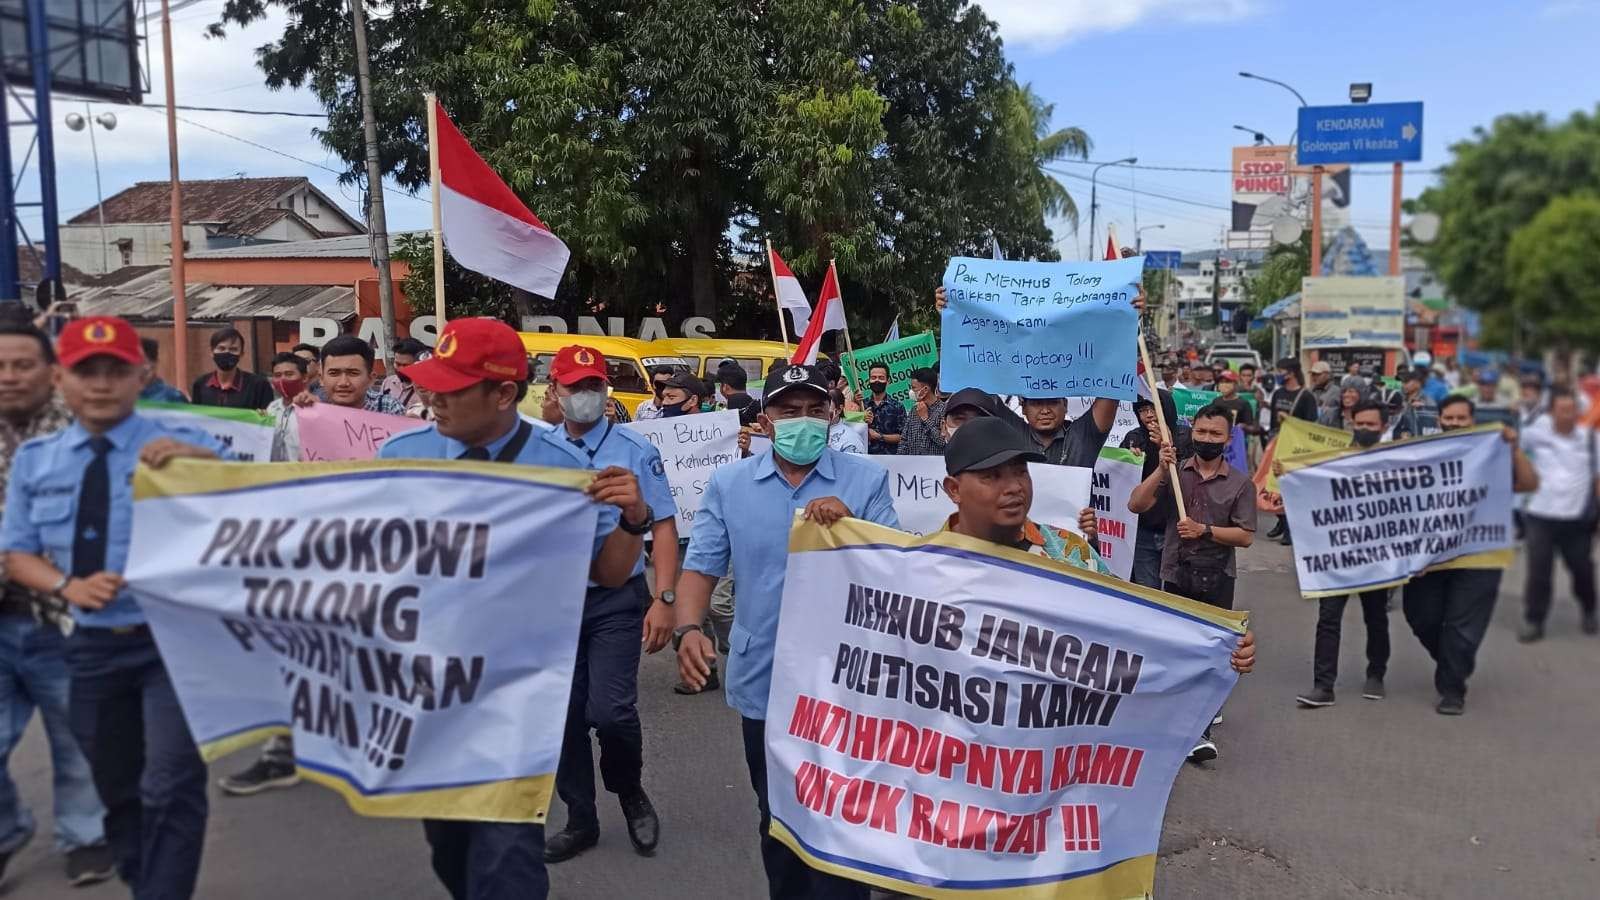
7, 538, 1599, 899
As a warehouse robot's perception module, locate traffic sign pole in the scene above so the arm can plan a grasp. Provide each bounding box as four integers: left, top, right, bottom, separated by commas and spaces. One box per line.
1389, 162, 1403, 277
1310, 165, 1323, 277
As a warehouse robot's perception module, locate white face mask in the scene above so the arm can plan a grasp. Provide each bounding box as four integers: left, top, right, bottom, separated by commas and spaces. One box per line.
559, 389, 608, 424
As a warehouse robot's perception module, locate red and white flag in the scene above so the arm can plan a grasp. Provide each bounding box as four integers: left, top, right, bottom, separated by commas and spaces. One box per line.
791, 262, 845, 365
434, 102, 570, 298
768, 245, 814, 333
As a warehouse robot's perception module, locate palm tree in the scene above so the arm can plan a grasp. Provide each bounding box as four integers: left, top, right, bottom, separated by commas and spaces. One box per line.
1026, 87, 1092, 230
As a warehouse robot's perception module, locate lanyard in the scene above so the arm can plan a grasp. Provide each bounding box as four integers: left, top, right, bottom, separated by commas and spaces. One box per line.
565, 420, 613, 463
492, 420, 534, 463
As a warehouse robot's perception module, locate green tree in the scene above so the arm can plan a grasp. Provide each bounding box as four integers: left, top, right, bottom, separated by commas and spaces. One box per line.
1412, 107, 1600, 346
1505, 194, 1600, 364
1240, 233, 1309, 314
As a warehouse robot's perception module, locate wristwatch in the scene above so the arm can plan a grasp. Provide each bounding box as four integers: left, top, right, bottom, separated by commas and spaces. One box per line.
619, 505, 654, 536
659, 589, 677, 606
671, 623, 702, 651
49, 573, 71, 597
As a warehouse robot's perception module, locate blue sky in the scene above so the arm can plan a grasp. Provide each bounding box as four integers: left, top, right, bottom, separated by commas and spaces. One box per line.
21, 0, 1600, 260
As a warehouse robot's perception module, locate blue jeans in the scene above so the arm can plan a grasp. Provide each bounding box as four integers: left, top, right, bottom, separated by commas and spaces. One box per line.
66, 627, 207, 899
1132, 527, 1165, 590
0, 614, 105, 853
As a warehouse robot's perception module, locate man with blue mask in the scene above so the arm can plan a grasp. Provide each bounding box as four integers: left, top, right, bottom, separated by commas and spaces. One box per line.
672, 362, 897, 899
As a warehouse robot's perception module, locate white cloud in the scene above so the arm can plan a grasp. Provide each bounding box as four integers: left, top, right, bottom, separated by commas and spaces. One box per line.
976, 0, 1262, 49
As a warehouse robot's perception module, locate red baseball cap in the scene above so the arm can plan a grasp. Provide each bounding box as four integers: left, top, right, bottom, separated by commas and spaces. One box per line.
56, 316, 145, 368
400, 318, 528, 393
549, 345, 609, 386
1217, 370, 1238, 382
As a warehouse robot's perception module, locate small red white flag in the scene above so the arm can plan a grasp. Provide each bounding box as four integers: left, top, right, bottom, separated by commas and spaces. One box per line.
791, 262, 844, 365
768, 245, 814, 333
434, 102, 570, 298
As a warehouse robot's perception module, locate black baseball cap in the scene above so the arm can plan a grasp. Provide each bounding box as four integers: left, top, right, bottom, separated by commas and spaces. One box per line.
664, 371, 707, 397
945, 387, 999, 418
763, 363, 831, 408
945, 417, 1045, 475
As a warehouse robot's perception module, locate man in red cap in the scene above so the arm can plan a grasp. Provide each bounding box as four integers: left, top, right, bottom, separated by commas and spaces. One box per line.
1, 316, 228, 898
538, 344, 675, 864
380, 319, 654, 900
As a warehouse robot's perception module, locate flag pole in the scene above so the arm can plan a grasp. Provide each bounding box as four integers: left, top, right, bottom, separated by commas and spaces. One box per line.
426, 92, 446, 326
766, 239, 792, 347
1111, 225, 1186, 519
833, 260, 862, 397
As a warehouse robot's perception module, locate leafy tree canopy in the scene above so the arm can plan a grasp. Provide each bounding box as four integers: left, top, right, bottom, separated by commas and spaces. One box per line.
1505, 193, 1600, 354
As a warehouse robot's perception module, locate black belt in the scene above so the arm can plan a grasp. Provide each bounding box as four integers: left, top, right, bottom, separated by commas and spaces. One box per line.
0, 595, 32, 619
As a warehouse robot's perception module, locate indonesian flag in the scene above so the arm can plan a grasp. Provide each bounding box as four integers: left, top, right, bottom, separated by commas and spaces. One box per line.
1106, 232, 1121, 262
791, 262, 845, 365
434, 102, 570, 298
769, 245, 814, 334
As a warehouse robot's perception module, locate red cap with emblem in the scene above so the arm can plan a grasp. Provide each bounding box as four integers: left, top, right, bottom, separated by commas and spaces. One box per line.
549, 345, 609, 386
56, 316, 145, 368
400, 318, 528, 393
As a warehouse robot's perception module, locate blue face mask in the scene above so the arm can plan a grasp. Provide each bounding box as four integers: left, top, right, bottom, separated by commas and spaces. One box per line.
771, 416, 829, 465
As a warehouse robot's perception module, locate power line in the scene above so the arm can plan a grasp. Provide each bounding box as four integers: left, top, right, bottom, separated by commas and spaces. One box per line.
1049, 156, 1443, 178
85, 99, 324, 118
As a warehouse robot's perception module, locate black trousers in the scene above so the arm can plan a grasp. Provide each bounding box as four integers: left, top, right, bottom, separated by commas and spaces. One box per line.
1522, 514, 1598, 625
1163, 575, 1235, 610
1402, 568, 1501, 700
421, 821, 547, 900
740, 717, 869, 900
1313, 590, 1390, 690
555, 576, 647, 832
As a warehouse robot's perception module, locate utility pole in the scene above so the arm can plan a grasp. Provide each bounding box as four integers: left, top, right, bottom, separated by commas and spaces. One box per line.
349, 0, 396, 365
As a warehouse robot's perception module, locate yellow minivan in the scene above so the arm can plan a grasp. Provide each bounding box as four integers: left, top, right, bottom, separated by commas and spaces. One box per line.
647, 338, 803, 386
517, 333, 692, 415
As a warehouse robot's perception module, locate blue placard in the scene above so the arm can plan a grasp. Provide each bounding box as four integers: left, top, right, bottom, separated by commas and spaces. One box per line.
939, 256, 1142, 400
1143, 250, 1182, 270
1297, 102, 1424, 165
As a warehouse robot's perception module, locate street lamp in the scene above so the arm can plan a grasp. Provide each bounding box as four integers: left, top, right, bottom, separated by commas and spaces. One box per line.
1136, 224, 1165, 253
1238, 71, 1308, 107
1089, 157, 1137, 260
1232, 124, 1275, 146
64, 107, 118, 274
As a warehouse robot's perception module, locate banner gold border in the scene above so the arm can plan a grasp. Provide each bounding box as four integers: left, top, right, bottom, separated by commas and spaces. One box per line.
134, 457, 595, 501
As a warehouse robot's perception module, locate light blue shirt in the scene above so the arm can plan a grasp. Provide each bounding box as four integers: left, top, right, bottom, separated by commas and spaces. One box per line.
379, 419, 618, 557
534, 419, 676, 579
683, 447, 898, 720
0, 413, 229, 628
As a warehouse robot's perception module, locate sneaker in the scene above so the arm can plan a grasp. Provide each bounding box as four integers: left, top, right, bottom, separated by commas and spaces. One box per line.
1361, 677, 1385, 700
1436, 696, 1465, 716
1583, 612, 1598, 636
1295, 687, 1335, 707
66, 842, 116, 887
1187, 738, 1218, 763
218, 758, 300, 796
1516, 622, 1544, 644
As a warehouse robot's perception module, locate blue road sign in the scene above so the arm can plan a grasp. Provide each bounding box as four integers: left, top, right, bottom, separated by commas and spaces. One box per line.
1143, 251, 1182, 270
1297, 102, 1424, 165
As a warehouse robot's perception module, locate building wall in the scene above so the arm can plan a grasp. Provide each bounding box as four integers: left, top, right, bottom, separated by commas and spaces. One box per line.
61, 223, 210, 276
282, 187, 359, 236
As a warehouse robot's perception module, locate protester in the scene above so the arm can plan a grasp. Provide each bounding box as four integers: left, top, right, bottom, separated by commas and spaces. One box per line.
861, 362, 904, 454
1266, 361, 1320, 542
826, 391, 867, 454
0, 320, 115, 888
1, 317, 227, 899
940, 416, 1107, 572
634, 366, 677, 420
1413, 352, 1449, 403
1401, 395, 1538, 715
1190, 364, 1215, 391
1474, 370, 1504, 408
380, 337, 429, 416
1392, 368, 1439, 438
1319, 385, 1363, 429
1516, 388, 1599, 642
1160, 359, 1180, 391
715, 361, 759, 427
1211, 371, 1252, 429
1308, 361, 1340, 416
189, 326, 274, 409
1127, 403, 1256, 761
1238, 363, 1266, 405
137, 338, 187, 403
898, 367, 945, 456
378, 318, 650, 899
655, 371, 708, 418
939, 388, 1001, 444
262, 335, 407, 468
1339, 359, 1367, 394
1517, 374, 1547, 429
1295, 400, 1393, 708
264, 351, 310, 421
1121, 396, 1191, 589
673, 362, 897, 900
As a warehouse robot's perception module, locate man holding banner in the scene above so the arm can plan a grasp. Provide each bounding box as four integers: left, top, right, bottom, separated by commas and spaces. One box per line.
378, 318, 652, 899
673, 362, 898, 900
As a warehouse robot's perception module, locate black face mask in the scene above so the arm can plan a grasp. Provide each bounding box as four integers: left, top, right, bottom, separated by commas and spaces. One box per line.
213, 352, 240, 371
662, 404, 692, 418
869, 380, 888, 395
1352, 429, 1382, 447
1192, 439, 1226, 461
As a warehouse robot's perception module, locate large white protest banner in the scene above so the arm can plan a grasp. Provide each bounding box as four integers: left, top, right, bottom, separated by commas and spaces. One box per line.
1067, 397, 1141, 449
767, 518, 1244, 897
624, 410, 739, 530
1090, 448, 1144, 582
865, 456, 1091, 538
125, 460, 598, 822
1279, 427, 1515, 597
139, 401, 275, 463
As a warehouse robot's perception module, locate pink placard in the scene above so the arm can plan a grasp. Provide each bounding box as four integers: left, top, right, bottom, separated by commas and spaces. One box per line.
296, 403, 417, 461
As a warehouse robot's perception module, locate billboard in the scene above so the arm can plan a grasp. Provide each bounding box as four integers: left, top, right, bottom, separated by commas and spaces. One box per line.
1228, 145, 1350, 247
1301, 276, 1406, 349
0, 0, 143, 103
